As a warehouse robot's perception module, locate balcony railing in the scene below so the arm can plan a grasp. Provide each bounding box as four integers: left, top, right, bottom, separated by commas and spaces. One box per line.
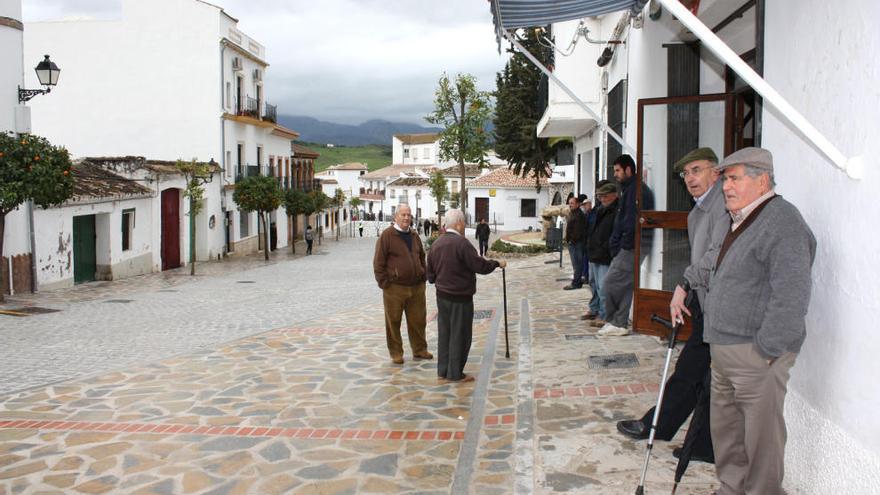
236, 96, 260, 119
264, 102, 277, 123
235, 164, 261, 183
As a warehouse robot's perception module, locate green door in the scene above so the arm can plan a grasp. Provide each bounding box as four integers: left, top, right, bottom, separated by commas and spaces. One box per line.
73, 215, 96, 284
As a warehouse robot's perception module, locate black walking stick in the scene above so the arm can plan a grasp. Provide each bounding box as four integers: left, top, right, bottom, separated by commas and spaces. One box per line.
635, 291, 694, 495
502, 267, 510, 359
671, 368, 712, 494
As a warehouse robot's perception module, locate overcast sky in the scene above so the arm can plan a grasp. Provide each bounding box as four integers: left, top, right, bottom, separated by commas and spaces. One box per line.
22, 0, 508, 126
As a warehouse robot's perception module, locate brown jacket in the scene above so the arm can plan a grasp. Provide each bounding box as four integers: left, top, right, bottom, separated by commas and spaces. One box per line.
373, 226, 426, 289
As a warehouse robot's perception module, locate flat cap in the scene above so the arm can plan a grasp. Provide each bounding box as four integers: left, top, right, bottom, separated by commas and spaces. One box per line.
673, 147, 718, 173
596, 182, 618, 195
577, 193, 589, 203
717, 147, 773, 172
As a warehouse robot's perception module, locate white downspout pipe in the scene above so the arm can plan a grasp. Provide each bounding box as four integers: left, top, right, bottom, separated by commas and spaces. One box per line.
500, 29, 638, 156
657, 0, 863, 180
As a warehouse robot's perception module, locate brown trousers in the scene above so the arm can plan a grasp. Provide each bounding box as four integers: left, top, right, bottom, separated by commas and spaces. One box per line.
710, 343, 796, 495
382, 283, 427, 359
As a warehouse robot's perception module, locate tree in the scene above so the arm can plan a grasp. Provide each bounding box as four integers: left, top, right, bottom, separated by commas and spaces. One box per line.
349, 197, 363, 219
493, 28, 557, 188
449, 191, 461, 209
176, 158, 215, 275
232, 176, 283, 261
283, 189, 313, 254
0, 132, 74, 302
331, 188, 347, 241
427, 169, 449, 226
309, 190, 331, 245
425, 73, 493, 221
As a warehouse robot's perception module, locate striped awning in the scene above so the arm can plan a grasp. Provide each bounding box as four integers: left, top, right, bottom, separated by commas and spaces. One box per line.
491, 0, 649, 31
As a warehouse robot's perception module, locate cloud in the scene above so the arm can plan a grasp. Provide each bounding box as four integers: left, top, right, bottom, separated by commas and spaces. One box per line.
23, 0, 509, 125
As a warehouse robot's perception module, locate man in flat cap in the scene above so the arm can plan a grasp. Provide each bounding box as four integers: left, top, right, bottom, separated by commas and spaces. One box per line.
679, 147, 816, 494
563, 195, 588, 290
585, 181, 619, 325
617, 147, 727, 463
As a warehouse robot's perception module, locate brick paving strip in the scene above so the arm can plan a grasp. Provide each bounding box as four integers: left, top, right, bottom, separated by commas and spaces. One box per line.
533, 382, 661, 399
0, 420, 465, 441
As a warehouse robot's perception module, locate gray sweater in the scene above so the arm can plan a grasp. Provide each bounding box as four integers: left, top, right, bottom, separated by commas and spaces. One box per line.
683, 183, 730, 305
699, 196, 816, 358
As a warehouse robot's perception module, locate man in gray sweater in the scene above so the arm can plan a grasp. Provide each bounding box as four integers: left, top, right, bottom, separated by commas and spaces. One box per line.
680, 147, 816, 495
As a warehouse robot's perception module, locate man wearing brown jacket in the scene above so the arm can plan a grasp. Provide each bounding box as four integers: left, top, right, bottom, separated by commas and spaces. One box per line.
373, 205, 433, 365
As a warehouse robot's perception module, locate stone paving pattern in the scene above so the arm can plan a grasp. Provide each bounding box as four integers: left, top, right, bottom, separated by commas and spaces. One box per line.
1, 234, 719, 493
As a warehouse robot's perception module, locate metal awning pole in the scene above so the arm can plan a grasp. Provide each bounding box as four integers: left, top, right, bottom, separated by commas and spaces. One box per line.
657, 0, 863, 180
500, 29, 638, 156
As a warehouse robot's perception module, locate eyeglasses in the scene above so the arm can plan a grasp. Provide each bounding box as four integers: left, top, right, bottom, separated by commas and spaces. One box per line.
678, 166, 709, 178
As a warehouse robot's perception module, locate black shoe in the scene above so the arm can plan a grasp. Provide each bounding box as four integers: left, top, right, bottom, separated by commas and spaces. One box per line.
563, 284, 582, 290
672, 447, 715, 464
616, 419, 648, 440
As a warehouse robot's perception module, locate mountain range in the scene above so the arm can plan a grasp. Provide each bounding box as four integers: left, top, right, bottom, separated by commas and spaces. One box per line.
277, 116, 442, 147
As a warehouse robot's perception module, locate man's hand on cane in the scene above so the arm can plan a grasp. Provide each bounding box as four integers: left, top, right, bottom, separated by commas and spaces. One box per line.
498, 260, 507, 269
669, 284, 692, 325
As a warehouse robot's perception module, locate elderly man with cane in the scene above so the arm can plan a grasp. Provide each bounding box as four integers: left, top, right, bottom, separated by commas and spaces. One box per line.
427, 209, 506, 382
617, 148, 727, 463
674, 147, 815, 495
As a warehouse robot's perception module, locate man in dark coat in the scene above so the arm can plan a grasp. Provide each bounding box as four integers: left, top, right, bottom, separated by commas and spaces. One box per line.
475, 218, 491, 256
585, 182, 619, 325
616, 148, 727, 464
563, 196, 587, 290
426, 209, 506, 382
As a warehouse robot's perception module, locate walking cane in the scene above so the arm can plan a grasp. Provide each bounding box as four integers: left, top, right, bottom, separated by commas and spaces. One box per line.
502, 267, 510, 359
635, 291, 694, 495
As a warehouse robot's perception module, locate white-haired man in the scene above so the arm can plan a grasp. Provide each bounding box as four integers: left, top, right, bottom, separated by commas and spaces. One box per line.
426, 209, 506, 382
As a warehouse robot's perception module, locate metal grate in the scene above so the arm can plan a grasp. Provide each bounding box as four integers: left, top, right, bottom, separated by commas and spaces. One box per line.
473, 310, 493, 320
158, 289, 178, 293
104, 299, 133, 304
587, 353, 640, 370
565, 334, 596, 341
236, 281, 256, 284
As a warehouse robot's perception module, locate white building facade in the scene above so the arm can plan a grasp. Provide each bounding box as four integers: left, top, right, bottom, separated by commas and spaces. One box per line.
23, 0, 299, 268
514, 0, 880, 490
467, 168, 548, 231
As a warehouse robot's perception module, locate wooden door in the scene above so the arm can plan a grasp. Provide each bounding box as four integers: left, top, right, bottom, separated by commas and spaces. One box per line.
161, 188, 181, 271
73, 215, 96, 284
633, 93, 734, 340
475, 198, 489, 224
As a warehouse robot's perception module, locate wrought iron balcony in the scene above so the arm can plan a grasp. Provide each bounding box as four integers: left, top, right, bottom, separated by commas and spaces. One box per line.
235, 164, 261, 183
236, 96, 260, 119
264, 102, 277, 123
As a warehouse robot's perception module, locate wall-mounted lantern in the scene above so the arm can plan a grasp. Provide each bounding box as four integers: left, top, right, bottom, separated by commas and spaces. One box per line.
19, 55, 61, 104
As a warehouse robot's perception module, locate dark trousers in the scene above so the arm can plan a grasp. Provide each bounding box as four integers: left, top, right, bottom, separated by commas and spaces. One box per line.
567, 240, 585, 286
478, 238, 489, 256
639, 296, 713, 457
436, 295, 474, 381
306, 240, 313, 254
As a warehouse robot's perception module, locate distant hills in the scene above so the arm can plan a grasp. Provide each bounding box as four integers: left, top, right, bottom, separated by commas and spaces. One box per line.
277, 116, 442, 146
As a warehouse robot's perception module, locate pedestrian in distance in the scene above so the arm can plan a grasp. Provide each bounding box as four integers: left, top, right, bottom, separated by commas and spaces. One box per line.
678, 147, 815, 495
427, 209, 506, 382
305, 225, 314, 255
372, 204, 433, 365
475, 218, 491, 257
424, 218, 432, 237
616, 147, 727, 464
358, 220, 364, 237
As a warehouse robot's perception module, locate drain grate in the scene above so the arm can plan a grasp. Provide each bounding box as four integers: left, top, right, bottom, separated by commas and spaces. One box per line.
0, 306, 61, 317
104, 299, 133, 304
236, 281, 256, 284
588, 353, 640, 369
158, 289, 178, 293
565, 334, 596, 341
473, 310, 493, 320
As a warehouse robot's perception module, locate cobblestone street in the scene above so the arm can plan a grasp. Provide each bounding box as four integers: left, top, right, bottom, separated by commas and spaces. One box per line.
0, 235, 717, 494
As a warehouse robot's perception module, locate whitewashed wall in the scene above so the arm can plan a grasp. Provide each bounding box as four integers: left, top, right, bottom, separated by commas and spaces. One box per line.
467, 187, 547, 232
760, 0, 880, 491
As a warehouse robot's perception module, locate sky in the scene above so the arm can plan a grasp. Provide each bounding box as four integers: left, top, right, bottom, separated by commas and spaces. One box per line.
22, 0, 509, 126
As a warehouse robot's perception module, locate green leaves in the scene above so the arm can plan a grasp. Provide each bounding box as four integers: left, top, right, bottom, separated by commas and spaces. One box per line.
0, 131, 74, 215
427, 170, 449, 208
233, 175, 283, 214
284, 189, 313, 217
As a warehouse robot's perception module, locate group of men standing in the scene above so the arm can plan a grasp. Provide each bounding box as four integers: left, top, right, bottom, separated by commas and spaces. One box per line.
580, 147, 815, 495
373, 205, 505, 383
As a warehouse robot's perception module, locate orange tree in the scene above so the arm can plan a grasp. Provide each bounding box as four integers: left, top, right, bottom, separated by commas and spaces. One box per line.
232, 175, 283, 260
0, 132, 74, 301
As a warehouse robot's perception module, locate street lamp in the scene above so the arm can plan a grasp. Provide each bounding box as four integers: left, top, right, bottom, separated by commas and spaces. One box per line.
415, 190, 421, 220
19, 55, 61, 104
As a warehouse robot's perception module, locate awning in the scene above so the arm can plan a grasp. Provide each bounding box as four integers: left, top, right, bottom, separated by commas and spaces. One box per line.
490, 0, 862, 179
491, 0, 648, 30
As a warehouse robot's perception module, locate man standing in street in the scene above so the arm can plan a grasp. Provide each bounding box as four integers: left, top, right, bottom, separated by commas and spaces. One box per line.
563, 196, 587, 290
616, 148, 727, 463
475, 218, 491, 257
674, 147, 815, 494
427, 209, 506, 382
584, 182, 619, 325
358, 220, 364, 237
598, 154, 654, 336
373, 204, 433, 365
